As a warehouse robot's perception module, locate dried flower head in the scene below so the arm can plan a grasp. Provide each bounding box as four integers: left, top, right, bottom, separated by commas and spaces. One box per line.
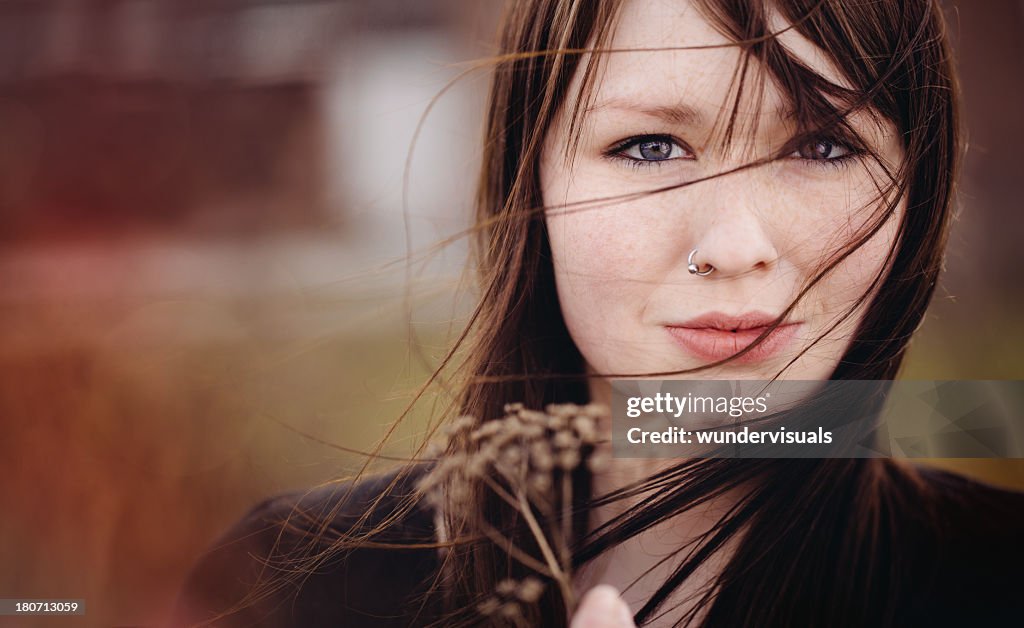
516, 577, 545, 603
477, 576, 549, 626
417, 402, 610, 620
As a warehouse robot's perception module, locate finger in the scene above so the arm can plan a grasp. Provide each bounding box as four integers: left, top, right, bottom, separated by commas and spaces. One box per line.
570, 584, 636, 628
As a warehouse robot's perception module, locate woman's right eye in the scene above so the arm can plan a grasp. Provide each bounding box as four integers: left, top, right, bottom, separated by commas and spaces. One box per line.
607, 135, 695, 166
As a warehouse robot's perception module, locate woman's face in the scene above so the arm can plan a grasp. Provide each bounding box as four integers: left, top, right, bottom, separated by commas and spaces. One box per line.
540, 0, 905, 388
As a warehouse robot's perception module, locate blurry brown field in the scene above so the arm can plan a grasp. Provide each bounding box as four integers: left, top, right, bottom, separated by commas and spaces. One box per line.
1, 292, 448, 626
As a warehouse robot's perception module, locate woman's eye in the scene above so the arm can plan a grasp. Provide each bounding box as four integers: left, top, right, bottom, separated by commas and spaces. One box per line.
792, 138, 852, 161
611, 135, 693, 163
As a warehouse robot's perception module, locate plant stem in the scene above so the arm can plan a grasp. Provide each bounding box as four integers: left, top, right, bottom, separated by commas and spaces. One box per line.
516, 488, 576, 612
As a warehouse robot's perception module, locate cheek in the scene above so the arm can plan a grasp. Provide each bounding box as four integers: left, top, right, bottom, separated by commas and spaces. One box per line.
832, 220, 899, 299
783, 171, 903, 307
800, 189, 904, 349
544, 204, 645, 340
541, 164, 678, 369
546, 201, 662, 277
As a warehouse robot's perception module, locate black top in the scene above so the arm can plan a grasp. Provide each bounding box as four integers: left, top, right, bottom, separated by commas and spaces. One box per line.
167, 462, 1024, 628
167, 465, 442, 628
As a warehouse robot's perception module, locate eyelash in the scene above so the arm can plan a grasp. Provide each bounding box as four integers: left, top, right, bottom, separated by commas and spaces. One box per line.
604, 134, 693, 170
809, 155, 857, 170
604, 134, 862, 171
798, 138, 861, 171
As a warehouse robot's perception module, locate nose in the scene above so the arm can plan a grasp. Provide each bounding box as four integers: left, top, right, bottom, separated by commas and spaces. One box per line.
688, 199, 778, 279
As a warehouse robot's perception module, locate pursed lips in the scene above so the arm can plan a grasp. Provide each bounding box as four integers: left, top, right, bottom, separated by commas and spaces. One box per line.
664, 311, 801, 363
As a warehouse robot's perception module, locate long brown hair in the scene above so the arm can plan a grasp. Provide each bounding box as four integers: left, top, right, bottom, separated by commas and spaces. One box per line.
426, 0, 960, 625
227, 1, 963, 626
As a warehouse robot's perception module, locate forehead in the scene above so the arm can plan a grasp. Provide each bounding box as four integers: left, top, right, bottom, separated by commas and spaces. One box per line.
589, 0, 851, 118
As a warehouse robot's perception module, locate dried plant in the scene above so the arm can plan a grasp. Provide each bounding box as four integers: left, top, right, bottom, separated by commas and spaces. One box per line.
417, 402, 610, 625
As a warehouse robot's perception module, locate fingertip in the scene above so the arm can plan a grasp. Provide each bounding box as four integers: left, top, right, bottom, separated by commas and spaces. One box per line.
588, 583, 623, 601
574, 585, 634, 627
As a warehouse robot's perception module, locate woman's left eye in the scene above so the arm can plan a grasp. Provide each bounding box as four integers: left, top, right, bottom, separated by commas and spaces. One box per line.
791, 138, 853, 162
608, 135, 694, 166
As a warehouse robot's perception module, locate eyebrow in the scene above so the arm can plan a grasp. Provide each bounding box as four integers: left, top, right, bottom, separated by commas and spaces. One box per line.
586, 99, 706, 126
585, 98, 799, 126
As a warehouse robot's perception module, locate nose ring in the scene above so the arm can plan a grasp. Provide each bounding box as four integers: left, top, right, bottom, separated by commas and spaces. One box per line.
688, 249, 714, 276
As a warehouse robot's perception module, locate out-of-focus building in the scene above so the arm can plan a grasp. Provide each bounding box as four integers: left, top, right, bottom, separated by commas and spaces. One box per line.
0, 0, 345, 239
0, 0, 487, 248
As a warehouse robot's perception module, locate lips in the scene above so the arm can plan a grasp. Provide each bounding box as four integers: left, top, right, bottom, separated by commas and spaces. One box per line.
665, 311, 801, 364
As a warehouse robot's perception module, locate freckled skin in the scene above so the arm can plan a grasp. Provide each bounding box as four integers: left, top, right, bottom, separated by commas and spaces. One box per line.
539, 0, 905, 391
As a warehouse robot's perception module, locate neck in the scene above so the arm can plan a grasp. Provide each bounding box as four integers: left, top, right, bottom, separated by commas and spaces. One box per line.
577, 376, 743, 626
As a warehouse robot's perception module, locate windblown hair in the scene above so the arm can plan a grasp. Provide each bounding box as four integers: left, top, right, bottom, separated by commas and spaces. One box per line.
222, 1, 963, 627
428, 0, 961, 626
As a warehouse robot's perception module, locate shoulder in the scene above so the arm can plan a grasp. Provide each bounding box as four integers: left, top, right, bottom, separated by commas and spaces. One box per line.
915, 462, 1024, 513
893, 462, 1024, 624
166, 463, 443, 628
911, 462, 1024, 548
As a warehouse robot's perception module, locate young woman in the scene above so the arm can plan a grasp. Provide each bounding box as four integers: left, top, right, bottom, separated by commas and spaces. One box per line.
169, 1, 1024, 626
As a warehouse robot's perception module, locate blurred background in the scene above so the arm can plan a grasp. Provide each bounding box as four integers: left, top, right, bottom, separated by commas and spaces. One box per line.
0, 1, 1020, 626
